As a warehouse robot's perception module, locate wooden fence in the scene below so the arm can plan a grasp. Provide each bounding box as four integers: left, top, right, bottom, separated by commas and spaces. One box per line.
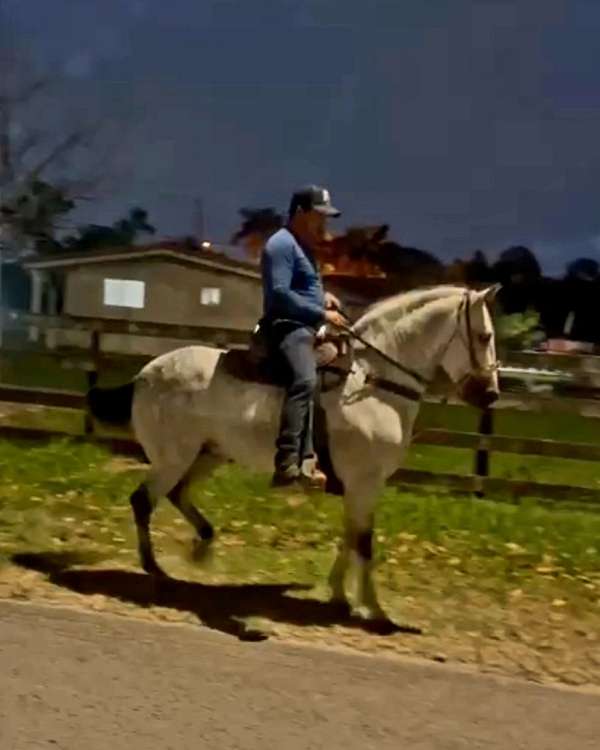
1, 311, 600, 503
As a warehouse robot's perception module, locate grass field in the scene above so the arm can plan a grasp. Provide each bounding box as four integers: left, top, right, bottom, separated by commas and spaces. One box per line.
0, 428, 599, 686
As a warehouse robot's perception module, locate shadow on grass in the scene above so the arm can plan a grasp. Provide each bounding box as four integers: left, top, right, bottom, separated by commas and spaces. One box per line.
12, 550, 421, 641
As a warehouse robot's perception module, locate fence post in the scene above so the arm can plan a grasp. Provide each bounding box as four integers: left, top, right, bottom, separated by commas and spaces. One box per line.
474, 408, 493, 497
84, 330, 100, 436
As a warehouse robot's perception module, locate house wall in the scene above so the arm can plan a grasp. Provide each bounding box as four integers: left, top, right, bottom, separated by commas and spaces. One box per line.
63, 258, 262, 330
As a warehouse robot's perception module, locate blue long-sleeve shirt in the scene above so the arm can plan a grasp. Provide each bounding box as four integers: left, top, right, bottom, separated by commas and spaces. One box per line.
261, 228, 325, 328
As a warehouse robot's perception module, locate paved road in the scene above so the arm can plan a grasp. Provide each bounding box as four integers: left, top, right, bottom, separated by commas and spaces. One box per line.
0, 600, 598, 750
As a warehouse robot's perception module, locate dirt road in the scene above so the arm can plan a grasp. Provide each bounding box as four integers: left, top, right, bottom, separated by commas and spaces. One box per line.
0, 600, 598, 750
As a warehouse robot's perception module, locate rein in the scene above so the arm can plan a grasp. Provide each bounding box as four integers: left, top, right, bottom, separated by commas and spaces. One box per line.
342, 325, 430, 387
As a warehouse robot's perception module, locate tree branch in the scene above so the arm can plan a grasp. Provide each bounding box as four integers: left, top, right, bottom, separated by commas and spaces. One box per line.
25, 131, 85, 183
0, 95, 14, 184
11, 77, 49, 106
13, 130, 42, 168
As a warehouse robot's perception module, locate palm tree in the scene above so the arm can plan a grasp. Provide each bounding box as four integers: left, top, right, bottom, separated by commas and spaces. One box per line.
231, 207, 283, 262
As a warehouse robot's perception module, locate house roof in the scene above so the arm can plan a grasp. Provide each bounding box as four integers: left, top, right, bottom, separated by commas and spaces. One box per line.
22, 241, 261, 281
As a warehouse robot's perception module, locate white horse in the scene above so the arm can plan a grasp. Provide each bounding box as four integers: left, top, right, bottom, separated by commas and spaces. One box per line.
88, 284, 500, 628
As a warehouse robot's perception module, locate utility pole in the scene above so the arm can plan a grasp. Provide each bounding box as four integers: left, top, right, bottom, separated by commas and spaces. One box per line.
0, 225, 4, 351
0, 168, 5, 353
194, 197, 205, 243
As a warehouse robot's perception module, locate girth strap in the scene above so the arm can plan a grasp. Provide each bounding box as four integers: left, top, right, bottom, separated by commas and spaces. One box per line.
319, 366, 422, 402
364, 374, 422, 403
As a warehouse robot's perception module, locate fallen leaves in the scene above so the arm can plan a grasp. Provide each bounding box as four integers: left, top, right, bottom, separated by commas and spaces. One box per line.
536, 565, 559, 575
504, 542, 527, 556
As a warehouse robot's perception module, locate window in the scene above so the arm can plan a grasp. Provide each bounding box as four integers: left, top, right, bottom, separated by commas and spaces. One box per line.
103, 279, 145, 309
200, 287, 221, 306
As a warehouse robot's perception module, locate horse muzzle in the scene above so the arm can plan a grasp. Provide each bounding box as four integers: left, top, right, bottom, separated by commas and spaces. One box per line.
460, 374, 499, 410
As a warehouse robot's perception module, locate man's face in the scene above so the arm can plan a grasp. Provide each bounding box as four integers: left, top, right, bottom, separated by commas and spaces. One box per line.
301, 209, 327, 246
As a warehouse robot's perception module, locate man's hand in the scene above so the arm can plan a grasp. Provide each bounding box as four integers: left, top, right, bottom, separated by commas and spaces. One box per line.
324, 309, 347, 328
324, 291, 342, 311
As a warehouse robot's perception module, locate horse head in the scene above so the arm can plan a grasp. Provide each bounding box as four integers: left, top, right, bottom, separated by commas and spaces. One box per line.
438, 285, 501, 410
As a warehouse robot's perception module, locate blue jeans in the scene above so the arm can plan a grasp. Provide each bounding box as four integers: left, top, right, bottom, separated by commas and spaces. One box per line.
274, 325, 318, 473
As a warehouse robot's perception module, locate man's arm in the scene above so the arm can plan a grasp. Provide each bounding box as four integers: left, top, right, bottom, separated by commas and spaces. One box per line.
262, 240, 324, 326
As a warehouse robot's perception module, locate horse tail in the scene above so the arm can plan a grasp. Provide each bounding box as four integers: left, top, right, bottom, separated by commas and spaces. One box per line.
87, 382, 135, 426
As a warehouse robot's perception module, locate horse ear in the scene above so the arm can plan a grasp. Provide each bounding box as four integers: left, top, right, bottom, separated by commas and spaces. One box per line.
481, 283, 501, 305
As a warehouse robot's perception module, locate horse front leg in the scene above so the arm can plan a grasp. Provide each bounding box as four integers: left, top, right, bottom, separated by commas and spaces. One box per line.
328, 539, 351, 615
353, 525, 385, 622
331, 477, 387, 622
346, 485, 386, 622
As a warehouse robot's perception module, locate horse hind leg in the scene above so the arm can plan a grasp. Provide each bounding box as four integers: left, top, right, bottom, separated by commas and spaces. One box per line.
168, 479, 215, 562
130, 482, 165, 577
130, 462, 194, 577
167, 450, 222, 561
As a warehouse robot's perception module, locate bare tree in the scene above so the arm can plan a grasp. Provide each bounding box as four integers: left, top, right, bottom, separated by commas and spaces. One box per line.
0, 6, 121, 255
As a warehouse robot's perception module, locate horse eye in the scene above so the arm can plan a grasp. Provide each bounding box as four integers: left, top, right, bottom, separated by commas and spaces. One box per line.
479, 333, 492, 345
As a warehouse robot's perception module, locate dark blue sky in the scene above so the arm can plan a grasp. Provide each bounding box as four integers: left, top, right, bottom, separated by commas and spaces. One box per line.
5, 0, 600, 273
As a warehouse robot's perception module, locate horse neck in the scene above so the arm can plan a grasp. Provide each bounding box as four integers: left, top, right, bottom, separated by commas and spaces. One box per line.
354, 295, 459, 383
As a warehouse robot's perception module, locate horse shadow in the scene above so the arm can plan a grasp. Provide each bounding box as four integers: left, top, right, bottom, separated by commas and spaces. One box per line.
11, 551, 421, 641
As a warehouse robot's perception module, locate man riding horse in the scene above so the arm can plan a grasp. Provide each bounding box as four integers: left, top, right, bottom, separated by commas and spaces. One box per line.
261, 185, 346, 491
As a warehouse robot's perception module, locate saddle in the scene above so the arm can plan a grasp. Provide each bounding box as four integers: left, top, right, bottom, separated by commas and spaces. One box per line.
220, 325, 351, 389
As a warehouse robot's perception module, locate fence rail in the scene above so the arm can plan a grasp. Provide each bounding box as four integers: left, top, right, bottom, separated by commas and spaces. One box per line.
412, 428, 600, 461
2, 310, 252, 347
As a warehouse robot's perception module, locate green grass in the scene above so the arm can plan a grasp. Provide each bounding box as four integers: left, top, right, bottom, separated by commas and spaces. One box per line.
405, 444, 600, 488
1, 437, 599, 589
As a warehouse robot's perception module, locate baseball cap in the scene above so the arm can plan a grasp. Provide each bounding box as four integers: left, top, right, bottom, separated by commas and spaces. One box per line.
288, 185, 341, 218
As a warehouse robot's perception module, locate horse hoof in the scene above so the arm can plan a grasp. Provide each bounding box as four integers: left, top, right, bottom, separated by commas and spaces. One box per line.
143, 562, 168, 579
330, 599, 352, 620
238, 627, 270, 643
191, 537, 214, 564
363, 618, 402, 636
351, 605, 422, 636
363, 618, 423, 636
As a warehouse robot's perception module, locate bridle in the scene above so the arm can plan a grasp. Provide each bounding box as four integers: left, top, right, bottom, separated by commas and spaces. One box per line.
448, 291, 501, 382
338, 290, 498, 402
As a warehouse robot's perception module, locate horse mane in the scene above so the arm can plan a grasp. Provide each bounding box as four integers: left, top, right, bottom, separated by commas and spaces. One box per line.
353, 284, 466, 335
